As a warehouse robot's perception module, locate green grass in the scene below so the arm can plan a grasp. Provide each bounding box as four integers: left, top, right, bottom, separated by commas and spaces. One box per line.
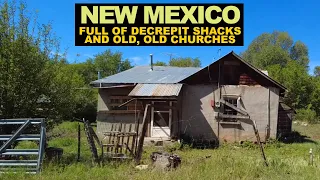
1, 121, 320, 180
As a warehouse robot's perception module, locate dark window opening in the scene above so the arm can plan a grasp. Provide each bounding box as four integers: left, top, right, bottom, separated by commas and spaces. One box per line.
153, 112, 169, 127
223, 98, 238, 116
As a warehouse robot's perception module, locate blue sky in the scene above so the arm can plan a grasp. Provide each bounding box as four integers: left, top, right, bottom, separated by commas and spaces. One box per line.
26, 0, 319, 73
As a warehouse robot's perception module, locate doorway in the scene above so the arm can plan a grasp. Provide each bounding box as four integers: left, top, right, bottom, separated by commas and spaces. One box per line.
151, 101, 172, 138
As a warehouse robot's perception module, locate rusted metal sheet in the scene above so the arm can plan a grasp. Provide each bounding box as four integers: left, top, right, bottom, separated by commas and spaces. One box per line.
128, 84, 183, 97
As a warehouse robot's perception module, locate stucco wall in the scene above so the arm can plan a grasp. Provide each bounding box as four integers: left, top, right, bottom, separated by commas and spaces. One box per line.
180, 85, 279, 143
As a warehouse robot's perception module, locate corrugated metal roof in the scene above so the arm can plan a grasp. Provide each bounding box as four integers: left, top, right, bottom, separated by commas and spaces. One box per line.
90, 66, 201, 85
128, 84, 183, 97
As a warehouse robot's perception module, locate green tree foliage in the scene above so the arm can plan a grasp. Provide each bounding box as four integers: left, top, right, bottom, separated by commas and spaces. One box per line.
290, 41, 309, 68
242, 31, 319, 122
0, 1, 134, 125
314, 66, 320, 77
295, 106, 318, 124
267, 61, 313, 109
153, 61, 167, 66
241, 31, 309, 69
0, 2, 57, 119
70, 50, 132, 84
66, 51, 133, 121
310, 77, 320, 116
90, 50, 132, 78
150, 58, 202, 67
169, 57, 201, 67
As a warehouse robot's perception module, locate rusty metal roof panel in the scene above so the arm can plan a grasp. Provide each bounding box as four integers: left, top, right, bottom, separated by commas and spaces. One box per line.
128, 84, 183, 97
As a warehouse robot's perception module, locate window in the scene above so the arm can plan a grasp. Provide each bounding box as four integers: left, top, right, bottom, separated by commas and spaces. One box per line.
151, 101, 172, 127
153, 112, 170, 127
223, 97, 238, 115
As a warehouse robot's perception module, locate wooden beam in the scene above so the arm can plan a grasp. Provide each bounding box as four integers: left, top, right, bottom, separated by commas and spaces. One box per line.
220, 99, 248, 116
219, 121, 241, 125
135, 104, 150, 164
83, 118, 99, 163
252, 120, 268, 167
118, 98, 136, 108
98, 110, 140, 114
110, 96, 130, 99
218, 113, 249, 120
150, 104, 178, 110
133, 110, 141, 155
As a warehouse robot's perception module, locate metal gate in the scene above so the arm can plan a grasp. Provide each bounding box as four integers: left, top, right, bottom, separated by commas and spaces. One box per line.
0, 118, 46, 174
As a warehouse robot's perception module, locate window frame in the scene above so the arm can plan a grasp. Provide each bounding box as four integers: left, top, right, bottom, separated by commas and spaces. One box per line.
221, 97, 239, 122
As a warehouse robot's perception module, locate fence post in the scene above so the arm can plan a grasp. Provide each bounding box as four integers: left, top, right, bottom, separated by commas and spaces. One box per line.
77, 122, 81, 162
309, 148, 313, 166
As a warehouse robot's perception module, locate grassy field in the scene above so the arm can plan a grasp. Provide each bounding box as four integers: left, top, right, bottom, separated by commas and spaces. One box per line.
2, 121, 320, 180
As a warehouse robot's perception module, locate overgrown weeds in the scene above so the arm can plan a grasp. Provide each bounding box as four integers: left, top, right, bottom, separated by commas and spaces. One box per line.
2, 121, 320, 180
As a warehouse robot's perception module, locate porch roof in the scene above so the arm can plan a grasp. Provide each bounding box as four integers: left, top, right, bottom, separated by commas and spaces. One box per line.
128, 83, 183, 97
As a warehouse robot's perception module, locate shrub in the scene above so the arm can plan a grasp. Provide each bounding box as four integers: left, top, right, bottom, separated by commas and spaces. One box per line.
295, 107, 319, 124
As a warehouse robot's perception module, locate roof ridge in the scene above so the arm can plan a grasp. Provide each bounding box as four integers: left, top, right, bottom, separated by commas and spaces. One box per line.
134, 65, 201, 68
178, 51, 286, 92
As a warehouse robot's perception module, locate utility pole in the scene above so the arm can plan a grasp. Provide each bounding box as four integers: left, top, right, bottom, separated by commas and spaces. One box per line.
163, 52, 178, 61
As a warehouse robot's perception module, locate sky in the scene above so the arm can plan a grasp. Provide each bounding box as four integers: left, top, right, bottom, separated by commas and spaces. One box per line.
25, 0, 319, 73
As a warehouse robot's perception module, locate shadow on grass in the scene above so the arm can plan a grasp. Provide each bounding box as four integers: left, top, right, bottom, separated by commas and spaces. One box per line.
179, 134, 220, 149
278, 131, 318, 144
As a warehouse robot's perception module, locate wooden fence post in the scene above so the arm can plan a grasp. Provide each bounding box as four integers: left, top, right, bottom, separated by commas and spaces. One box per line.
135, 104, 150, 164
83, 118, 99, 163
77, 122, 81, 162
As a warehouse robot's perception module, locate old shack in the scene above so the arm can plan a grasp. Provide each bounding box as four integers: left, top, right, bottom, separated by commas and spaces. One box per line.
90, 51, 293, 144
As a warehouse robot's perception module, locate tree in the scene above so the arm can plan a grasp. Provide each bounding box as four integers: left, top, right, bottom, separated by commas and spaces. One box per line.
314, 66, 320, 77
153, 61, 167, 66
0, 1, 100, 126
169, 57, 201, 67
267, 60, 313, 109
290, 41, 309, 68
311, 78, 320, 116
241, 31, 315, 115
70, 50, 133, 84
0, 1, 58, 119
66, 50, 133, 121
93, 50, 132, 78
241, 31, 309, 70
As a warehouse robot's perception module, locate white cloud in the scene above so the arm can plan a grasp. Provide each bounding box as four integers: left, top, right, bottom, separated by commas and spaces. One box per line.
129, 55, 156, 66
129, 56, 144, 65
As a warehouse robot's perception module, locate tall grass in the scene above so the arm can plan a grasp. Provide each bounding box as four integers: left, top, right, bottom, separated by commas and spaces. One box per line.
1, 122, 320, 180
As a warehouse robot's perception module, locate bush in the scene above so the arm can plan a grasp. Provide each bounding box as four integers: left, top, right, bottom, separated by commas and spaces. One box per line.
295, 107, 319, 124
